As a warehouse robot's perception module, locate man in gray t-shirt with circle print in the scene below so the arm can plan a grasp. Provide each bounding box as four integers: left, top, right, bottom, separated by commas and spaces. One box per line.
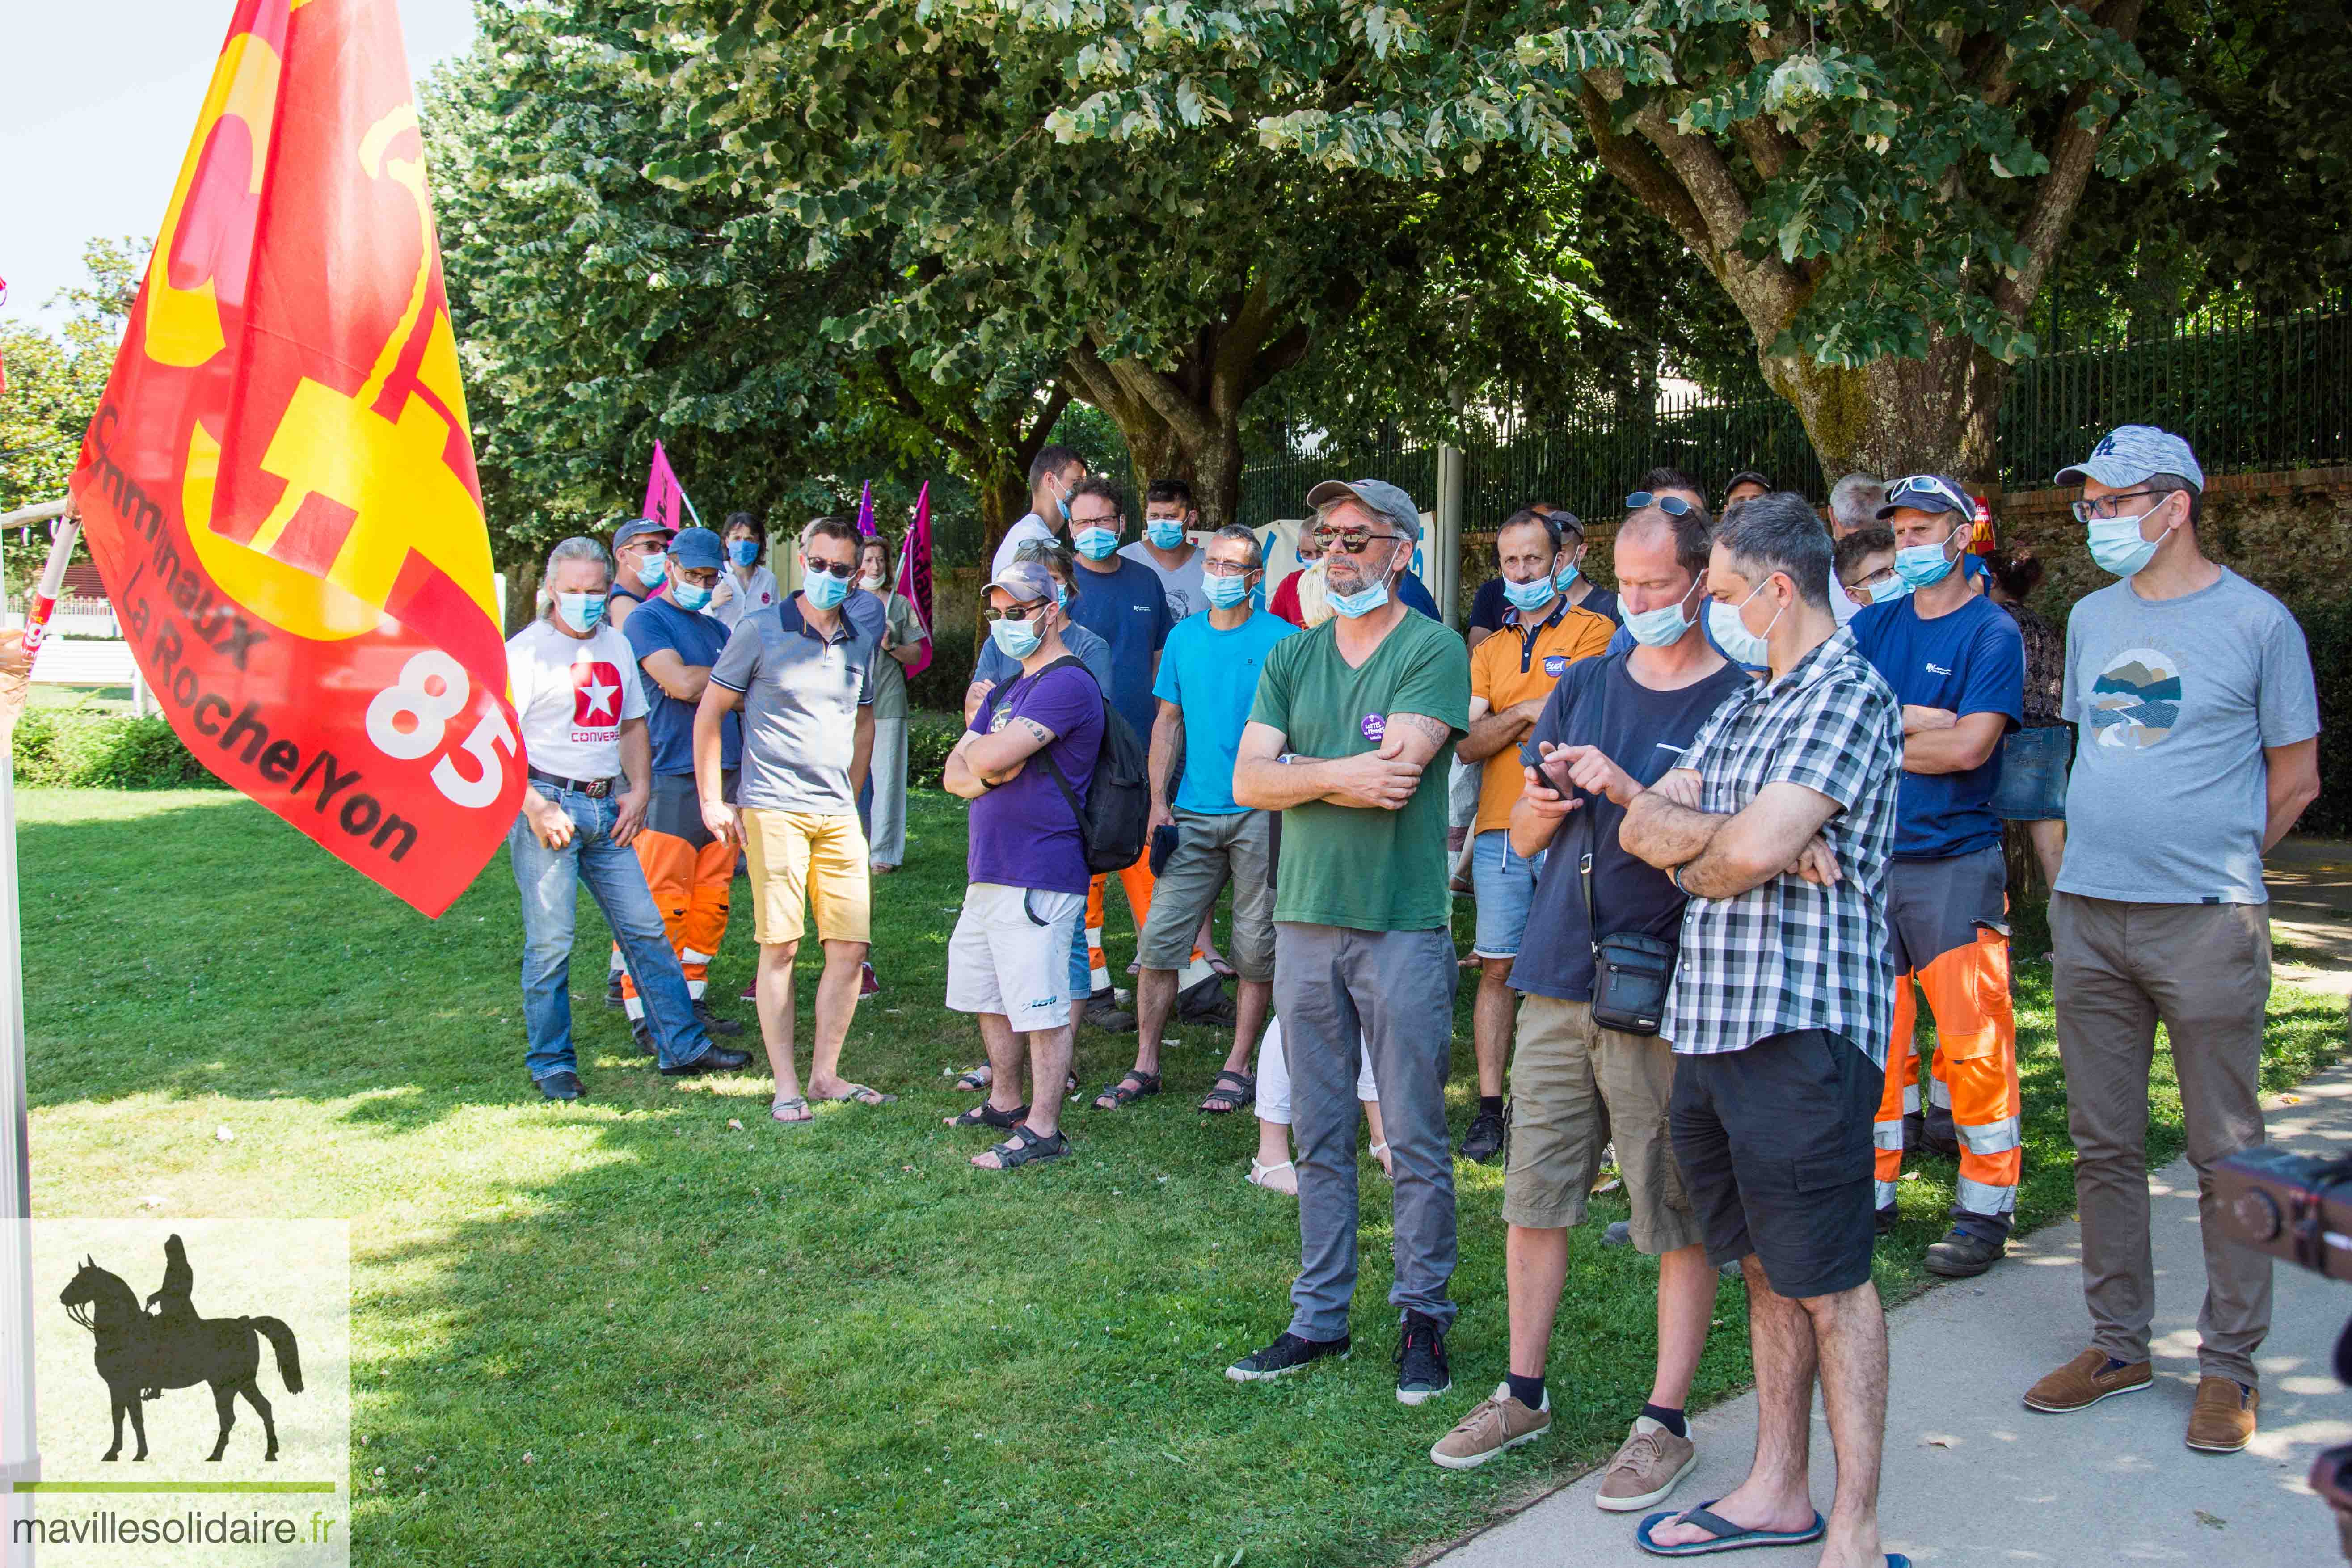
2023, 425, 2320, 1459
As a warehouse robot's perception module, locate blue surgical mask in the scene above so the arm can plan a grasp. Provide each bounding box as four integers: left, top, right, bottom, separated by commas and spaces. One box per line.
2087, 505, 2172, 578
1892, 525, 1962, 590
728, 539, 760, 568
1052, 582, 1069, 609
1145, 518, 1187, 549
990, 614, 1043, 659
556, 592, 607, 633
803, 570, 850, 610
1622, 582, 1701, 649
1327, 578, 1391, 619
671, 580, 713, 612
1707, 582, 1783, 668
1865, 575, 1911, 605
1204, 572, 1251, 610
1073, 526, 1119, 561
1503, 575, 1556, 615
1554, 561, 1581, 593
635, 551, 667, 588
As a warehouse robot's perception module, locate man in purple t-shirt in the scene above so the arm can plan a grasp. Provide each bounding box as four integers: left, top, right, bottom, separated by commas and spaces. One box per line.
942, 561, 1105, 1171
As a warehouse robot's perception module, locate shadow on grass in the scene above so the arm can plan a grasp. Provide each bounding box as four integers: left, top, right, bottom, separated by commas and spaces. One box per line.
18, 788, 2347, 1567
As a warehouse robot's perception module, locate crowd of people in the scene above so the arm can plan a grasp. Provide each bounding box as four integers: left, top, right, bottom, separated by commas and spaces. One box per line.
502, 422, 2320, 1566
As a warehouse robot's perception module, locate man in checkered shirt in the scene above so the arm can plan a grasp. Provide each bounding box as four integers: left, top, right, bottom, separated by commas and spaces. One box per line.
1619, 492, 1902, 1565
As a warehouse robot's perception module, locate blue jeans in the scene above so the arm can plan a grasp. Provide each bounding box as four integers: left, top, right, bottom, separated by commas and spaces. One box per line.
509, 788, 710, 1080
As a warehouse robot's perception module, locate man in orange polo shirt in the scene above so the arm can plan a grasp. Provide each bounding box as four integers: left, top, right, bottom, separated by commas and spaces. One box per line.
1454, 509, 1615, 1162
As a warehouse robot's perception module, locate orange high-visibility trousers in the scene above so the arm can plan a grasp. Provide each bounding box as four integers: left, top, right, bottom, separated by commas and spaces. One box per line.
617, 828, 735, 1015
1873, 924, 2022, 1225
1084, 847, 1208, 995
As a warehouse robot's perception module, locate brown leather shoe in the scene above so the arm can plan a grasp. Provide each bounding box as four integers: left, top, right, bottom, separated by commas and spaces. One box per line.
2023, 1347, 2153, 1412
2186, 1375, 2258, 1453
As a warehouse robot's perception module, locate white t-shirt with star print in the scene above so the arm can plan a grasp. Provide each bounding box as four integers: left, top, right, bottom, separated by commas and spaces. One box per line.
506, 619, 650, 783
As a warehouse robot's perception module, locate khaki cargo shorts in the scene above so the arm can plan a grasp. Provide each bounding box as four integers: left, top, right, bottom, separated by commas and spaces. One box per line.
1503, 994, 1699, 1255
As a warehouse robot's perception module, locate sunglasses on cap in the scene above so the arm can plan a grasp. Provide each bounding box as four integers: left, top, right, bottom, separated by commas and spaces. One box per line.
1625, 491, 1696, 517
1883, 474, 1974, 518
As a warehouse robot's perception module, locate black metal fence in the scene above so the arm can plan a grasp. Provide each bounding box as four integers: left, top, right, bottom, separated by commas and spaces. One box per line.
1241, 305, 2350, 527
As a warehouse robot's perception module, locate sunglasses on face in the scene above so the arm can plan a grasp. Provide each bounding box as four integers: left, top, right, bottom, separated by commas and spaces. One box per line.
985, 602, 1050, 623
803, 558, 858, 580
1311, 526, 1403, 555
1625, 492, 1695, 517
2069, 489, 2169, 525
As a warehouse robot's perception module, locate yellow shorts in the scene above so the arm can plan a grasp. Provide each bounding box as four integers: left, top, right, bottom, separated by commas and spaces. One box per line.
739, 809, 871, 946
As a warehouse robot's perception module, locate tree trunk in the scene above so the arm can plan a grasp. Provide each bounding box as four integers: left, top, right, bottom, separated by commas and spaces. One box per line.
1761, 333, 2009, 487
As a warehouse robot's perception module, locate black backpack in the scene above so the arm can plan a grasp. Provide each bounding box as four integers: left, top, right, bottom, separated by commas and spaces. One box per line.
1018, 656, 1151, 873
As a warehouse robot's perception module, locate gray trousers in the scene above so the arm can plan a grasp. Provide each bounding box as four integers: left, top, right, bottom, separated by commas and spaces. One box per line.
1274, 922, 1459, 1339
2051, 892, 2273, 1384
868, 717, 908, 867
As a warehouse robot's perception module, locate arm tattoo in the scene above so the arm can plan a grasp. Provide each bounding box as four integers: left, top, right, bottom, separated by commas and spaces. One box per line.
1399, 713, 1450, 742
1017, 717, 1055, 745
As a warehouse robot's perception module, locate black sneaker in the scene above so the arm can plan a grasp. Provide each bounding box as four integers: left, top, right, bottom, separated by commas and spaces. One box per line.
1924, 1227, 2006, 1278
1876, 1204, 1900, 1237
1458, 1107, 1506, 1165
692, 999, 745, 1037
1092, 1003, 1138, 1033
604, 972, 626, 1010
1176, 974, 1236, 1026
537, 1071, 585, 1101
1396, 1312, 1451, 1405
660, 1045, 753, 1077
1225, 1332, 1350, 1383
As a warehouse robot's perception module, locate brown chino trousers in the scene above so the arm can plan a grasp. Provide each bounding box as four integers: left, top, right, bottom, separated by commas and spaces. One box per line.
2050, 891, 2273, 1386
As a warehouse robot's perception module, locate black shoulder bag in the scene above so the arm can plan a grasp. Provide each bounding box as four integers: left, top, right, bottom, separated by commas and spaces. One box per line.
1579, 806, 1677, 1036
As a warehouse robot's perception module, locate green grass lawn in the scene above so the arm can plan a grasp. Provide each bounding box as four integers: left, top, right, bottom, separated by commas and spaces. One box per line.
18, 785, 2344, 1567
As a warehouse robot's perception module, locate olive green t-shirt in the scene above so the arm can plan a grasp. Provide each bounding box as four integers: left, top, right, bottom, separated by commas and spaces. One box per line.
1248, 611, 1471, 932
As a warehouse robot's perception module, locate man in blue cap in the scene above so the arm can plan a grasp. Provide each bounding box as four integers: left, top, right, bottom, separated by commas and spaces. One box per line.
608, 517, 674, 633
2022, 426, 2319, 1457
611, 526, 747, 1042
1850, 473, 2025, 1277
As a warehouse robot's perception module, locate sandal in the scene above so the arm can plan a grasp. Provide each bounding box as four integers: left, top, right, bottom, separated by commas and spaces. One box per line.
953, 1065, 992, 1093
818, 1083, 896, 1105
1199, 1069, 1256, 1114
1091, 1070, 1161, 1110
974, 1125, 1070, 1170
771, 1096, 813, 1126
944, 1100, 1028, 1130
1247, 1159, 1298, 1195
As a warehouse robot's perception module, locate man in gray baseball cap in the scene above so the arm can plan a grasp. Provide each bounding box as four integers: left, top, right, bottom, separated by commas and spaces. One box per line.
1223, 476, 1471, 1403
1298, 479, 1446, 620
2022, 424, 2320, 1456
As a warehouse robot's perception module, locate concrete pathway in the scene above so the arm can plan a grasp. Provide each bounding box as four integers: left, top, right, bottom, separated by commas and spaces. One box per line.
2266, 837, 2352, 997
1434, 1054, 2352, 1567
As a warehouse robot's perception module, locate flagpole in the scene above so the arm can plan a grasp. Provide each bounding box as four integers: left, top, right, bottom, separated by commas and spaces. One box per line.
0, 511, 71, 1559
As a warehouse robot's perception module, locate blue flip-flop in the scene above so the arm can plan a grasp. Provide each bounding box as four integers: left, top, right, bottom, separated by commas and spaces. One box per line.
1635, 1500, 1827, 1556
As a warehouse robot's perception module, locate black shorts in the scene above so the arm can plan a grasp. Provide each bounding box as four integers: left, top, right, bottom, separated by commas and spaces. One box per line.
1669, 1028, 1879, 1299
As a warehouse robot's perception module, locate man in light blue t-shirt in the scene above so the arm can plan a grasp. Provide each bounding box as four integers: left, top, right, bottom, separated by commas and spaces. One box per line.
1091, 525, 1297, 1119
2023, 425, 2320, 1457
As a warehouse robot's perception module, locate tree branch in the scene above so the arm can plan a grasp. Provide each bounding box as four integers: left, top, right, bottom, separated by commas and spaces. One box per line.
1994, 0, 2147, 322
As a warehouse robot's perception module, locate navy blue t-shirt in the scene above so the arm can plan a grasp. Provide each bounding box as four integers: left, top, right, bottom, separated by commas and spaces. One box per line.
1509, 651, 1750, 1001
623, 595, 741, 776
1069, 556, 1176, 740
1850, 592, 2025, 859
1473, 575, 1619, 631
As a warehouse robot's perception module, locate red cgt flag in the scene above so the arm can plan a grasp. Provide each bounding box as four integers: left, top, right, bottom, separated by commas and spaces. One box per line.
68, 0, 521, 917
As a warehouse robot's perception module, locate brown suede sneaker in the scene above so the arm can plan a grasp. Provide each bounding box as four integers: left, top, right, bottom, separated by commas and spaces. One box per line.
1596, 1416, 1699, 1512
2186, 1375, 2258, 1453
2023, 1347, 2153, 1412
1429, 1383, 1550, 1470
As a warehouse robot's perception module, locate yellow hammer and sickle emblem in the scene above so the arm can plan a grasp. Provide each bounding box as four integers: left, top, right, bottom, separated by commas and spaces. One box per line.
159, 10, 496, 644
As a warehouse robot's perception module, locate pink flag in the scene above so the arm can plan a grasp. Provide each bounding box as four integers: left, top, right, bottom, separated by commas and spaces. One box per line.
854, 479, 877, 537
643, 439, 701, 530
893, 482, 935, 678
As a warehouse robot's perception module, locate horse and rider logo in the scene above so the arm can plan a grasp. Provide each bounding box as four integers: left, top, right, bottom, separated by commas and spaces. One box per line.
59, 1233, 303, 1463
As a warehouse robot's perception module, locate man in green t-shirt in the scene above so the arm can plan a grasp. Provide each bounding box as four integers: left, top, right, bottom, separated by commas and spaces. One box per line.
1222, 477, 1471, 1407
